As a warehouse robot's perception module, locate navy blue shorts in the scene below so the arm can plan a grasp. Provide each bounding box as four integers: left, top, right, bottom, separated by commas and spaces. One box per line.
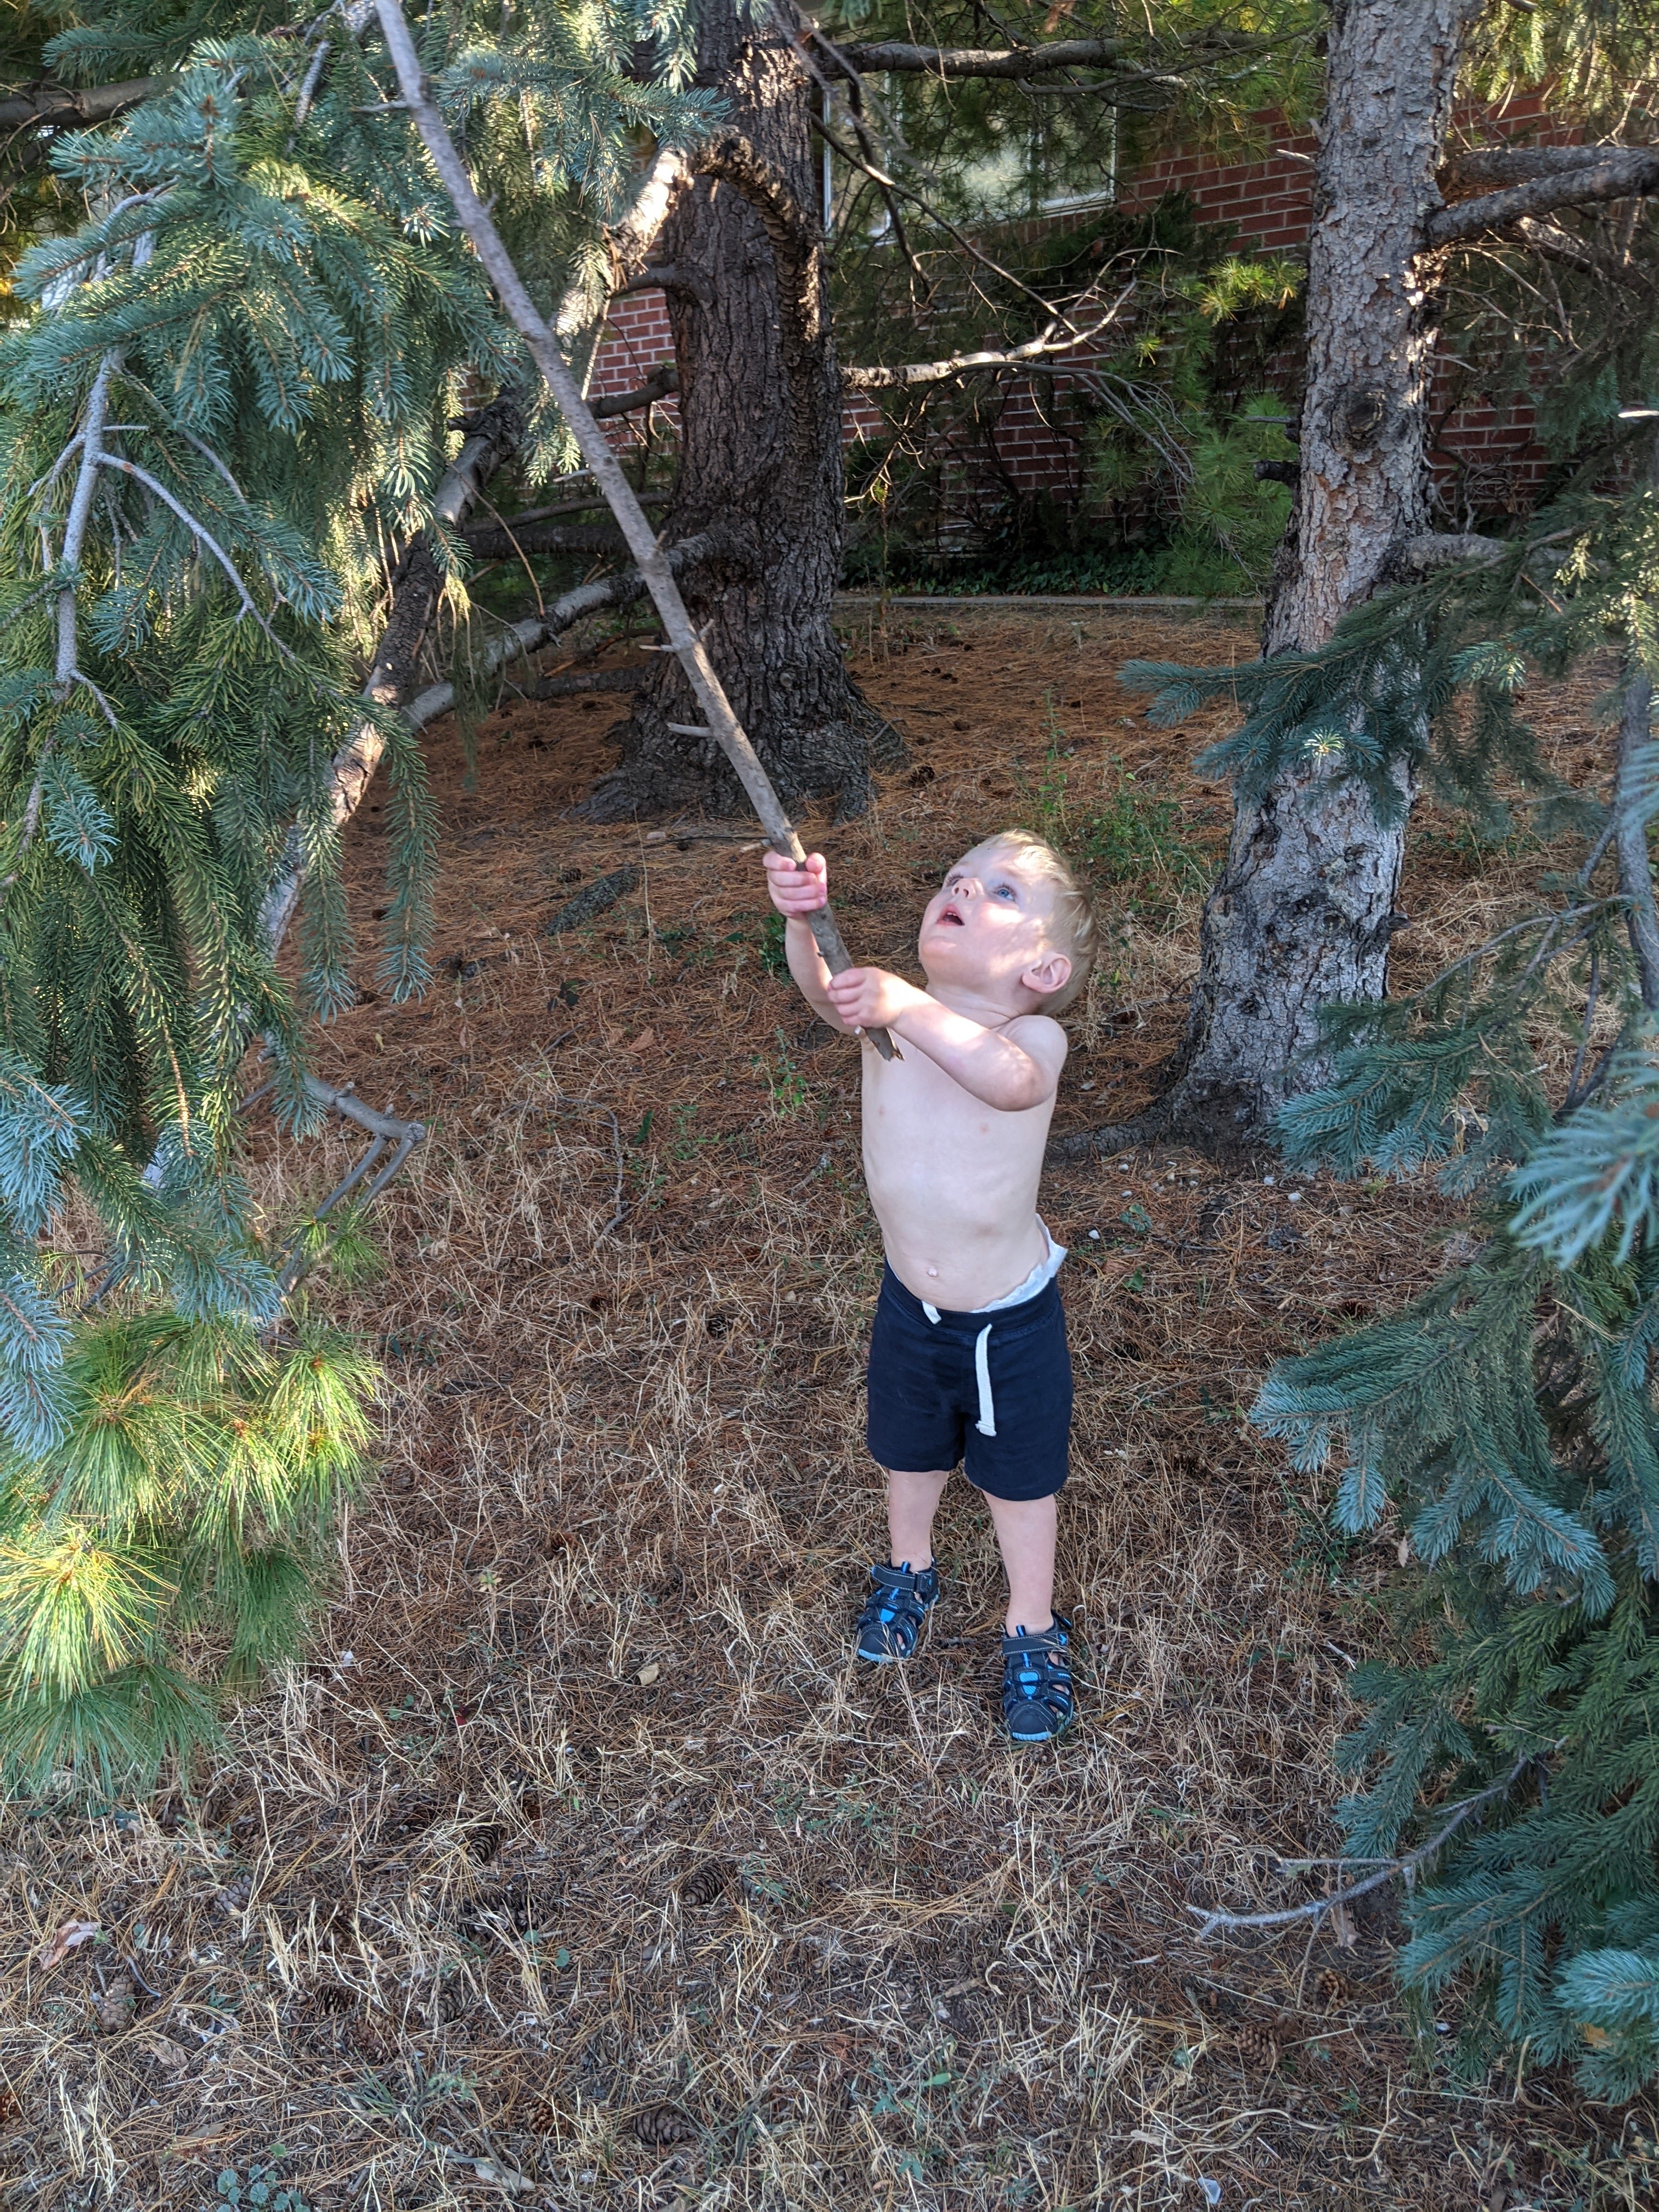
865, 1265, 1073, 1502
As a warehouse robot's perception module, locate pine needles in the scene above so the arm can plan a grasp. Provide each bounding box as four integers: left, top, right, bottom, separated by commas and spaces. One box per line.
0, 1, 704, 1784
1152, 481, 1659, 2092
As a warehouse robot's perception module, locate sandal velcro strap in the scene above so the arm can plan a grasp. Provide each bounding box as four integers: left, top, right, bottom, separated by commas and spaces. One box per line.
855, 1559, 940, 1663
1000, 1615, 1075, 1742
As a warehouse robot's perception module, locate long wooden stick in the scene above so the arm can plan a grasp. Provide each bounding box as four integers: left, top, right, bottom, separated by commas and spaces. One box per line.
369, 0, 896, 1059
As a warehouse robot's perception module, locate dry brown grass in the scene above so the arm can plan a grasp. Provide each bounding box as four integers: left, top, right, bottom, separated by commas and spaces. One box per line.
3, 608, 1656, 2212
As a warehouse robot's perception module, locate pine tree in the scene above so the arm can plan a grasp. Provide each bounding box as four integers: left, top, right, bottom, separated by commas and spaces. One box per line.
0, 0, 703, 1786
1125, 447, 1659, 2085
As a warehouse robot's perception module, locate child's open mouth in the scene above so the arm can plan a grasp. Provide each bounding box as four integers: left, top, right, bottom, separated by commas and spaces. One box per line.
938, 905, 964, 926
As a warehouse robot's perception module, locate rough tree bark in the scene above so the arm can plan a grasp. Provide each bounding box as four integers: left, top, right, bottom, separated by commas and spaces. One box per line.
1155, 0, 1487, 1145
583, 0, 897, 822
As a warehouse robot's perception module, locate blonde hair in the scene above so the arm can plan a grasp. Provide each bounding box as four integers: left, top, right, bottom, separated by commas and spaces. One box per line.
970, 828, 1097, 1015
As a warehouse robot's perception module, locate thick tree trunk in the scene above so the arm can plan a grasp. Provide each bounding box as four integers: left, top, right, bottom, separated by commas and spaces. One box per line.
1159, 0, 1483, 1144
583, 3, 898, 822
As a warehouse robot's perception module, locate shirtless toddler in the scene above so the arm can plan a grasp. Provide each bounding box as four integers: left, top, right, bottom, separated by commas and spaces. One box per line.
763, 828, 1096, 1742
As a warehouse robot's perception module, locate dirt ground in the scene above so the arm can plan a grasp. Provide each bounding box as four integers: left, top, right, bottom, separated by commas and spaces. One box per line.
4, 606, 1657, 2212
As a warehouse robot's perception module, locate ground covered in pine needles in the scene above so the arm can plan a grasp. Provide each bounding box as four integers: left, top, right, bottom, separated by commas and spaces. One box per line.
5, 608, 1659, 2211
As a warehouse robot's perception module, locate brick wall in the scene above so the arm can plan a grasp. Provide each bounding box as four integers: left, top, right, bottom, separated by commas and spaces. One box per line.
588, 97, 1573, 536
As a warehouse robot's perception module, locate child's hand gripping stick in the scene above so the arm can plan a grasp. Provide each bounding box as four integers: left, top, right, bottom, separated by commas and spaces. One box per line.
764, 835, 898, 1062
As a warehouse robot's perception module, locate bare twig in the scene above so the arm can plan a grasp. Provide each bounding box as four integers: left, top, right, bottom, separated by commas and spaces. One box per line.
590, 362, 681, 419
1398, 532, 1507, 572
1564, 947, 1602, 1110
843, 289, 1134, 388
369, 0, 898, 1060
1440, 141, 1645, 191
828, 35, 1203, 83
594, 311, 1138, 404
615, 262, 712, 305
0, 74, 164, 133
784, 15, 930, 295
241, 1072, 428, 1297
97, 453, 281, 633
55, 352, 118, 689
808, 111, 1094, 336
543, 1094, 628, 1236
1189, 1756, 1538, 1938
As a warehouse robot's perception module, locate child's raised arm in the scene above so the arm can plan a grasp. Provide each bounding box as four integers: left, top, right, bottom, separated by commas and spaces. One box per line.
762, 850, 860, 1034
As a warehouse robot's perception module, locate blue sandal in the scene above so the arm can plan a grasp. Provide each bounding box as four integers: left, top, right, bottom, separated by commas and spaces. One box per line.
855, 1559, 940, 1663
1001, 1617, 1076, 1742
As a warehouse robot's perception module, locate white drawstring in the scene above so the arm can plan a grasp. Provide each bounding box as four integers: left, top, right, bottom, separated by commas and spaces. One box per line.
916, 1299, 998, 1434
973, 1323, 996, 1437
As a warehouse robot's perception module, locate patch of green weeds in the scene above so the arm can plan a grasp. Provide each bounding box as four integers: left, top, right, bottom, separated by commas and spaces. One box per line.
762, 910, 788, 976
668, 1099, 714, 1160
346, 2059, 475, 2125
770, 1784, 894, 1843
1024, 708, 1213, 921
754, 1030, 811, 1120
212, 2155, 309, 2212
738, 1852, 799, 1909
380, 1328, 439, 1365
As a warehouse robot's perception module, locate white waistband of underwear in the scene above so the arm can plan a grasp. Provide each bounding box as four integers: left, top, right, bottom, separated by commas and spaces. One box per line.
921, 1222, 1068, 1325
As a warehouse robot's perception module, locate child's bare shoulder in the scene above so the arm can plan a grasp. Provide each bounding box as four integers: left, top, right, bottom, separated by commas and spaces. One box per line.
1007, 1013, 1068, 1064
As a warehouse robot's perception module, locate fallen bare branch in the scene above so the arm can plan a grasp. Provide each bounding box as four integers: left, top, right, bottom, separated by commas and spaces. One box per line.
831, 36, 1137, 80
529, 664, 647, 698
256, 390, 526, 953
1188, 1756, 1538, 1939
463, 520, 625, 560
1440, 142, 1626, 190
241, 1073, 428, 1297
616, 262, 712, 305
259, 145, 688, 957
1513, 215, 1599, 273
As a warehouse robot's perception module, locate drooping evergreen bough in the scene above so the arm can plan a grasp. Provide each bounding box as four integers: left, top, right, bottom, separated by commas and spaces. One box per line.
0, 1, 707, 1788
1126, 481, 1659, 2092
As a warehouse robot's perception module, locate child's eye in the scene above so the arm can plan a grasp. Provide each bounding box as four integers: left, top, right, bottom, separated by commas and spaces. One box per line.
994, 883, 1017, 900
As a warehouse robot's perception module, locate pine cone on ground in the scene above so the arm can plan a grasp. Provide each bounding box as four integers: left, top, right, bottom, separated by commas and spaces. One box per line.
1234, 2022, 1279, 2072
635, 2102, 698, 2147
678, 1863, 727, 1908
350, 2014, 395, 2061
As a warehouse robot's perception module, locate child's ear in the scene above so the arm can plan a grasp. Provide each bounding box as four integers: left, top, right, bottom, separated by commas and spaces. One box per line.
1022, 950, 1072, 1000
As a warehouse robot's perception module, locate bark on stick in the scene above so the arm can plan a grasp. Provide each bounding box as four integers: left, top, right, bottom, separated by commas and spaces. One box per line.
370, 0, 895, 1058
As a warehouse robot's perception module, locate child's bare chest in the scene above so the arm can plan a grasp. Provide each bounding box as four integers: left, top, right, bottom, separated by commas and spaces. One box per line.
860, 1043, 1050, 1172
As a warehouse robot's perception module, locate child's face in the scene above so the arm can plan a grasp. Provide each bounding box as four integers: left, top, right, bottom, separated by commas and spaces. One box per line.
916, 842, 1071, 1003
